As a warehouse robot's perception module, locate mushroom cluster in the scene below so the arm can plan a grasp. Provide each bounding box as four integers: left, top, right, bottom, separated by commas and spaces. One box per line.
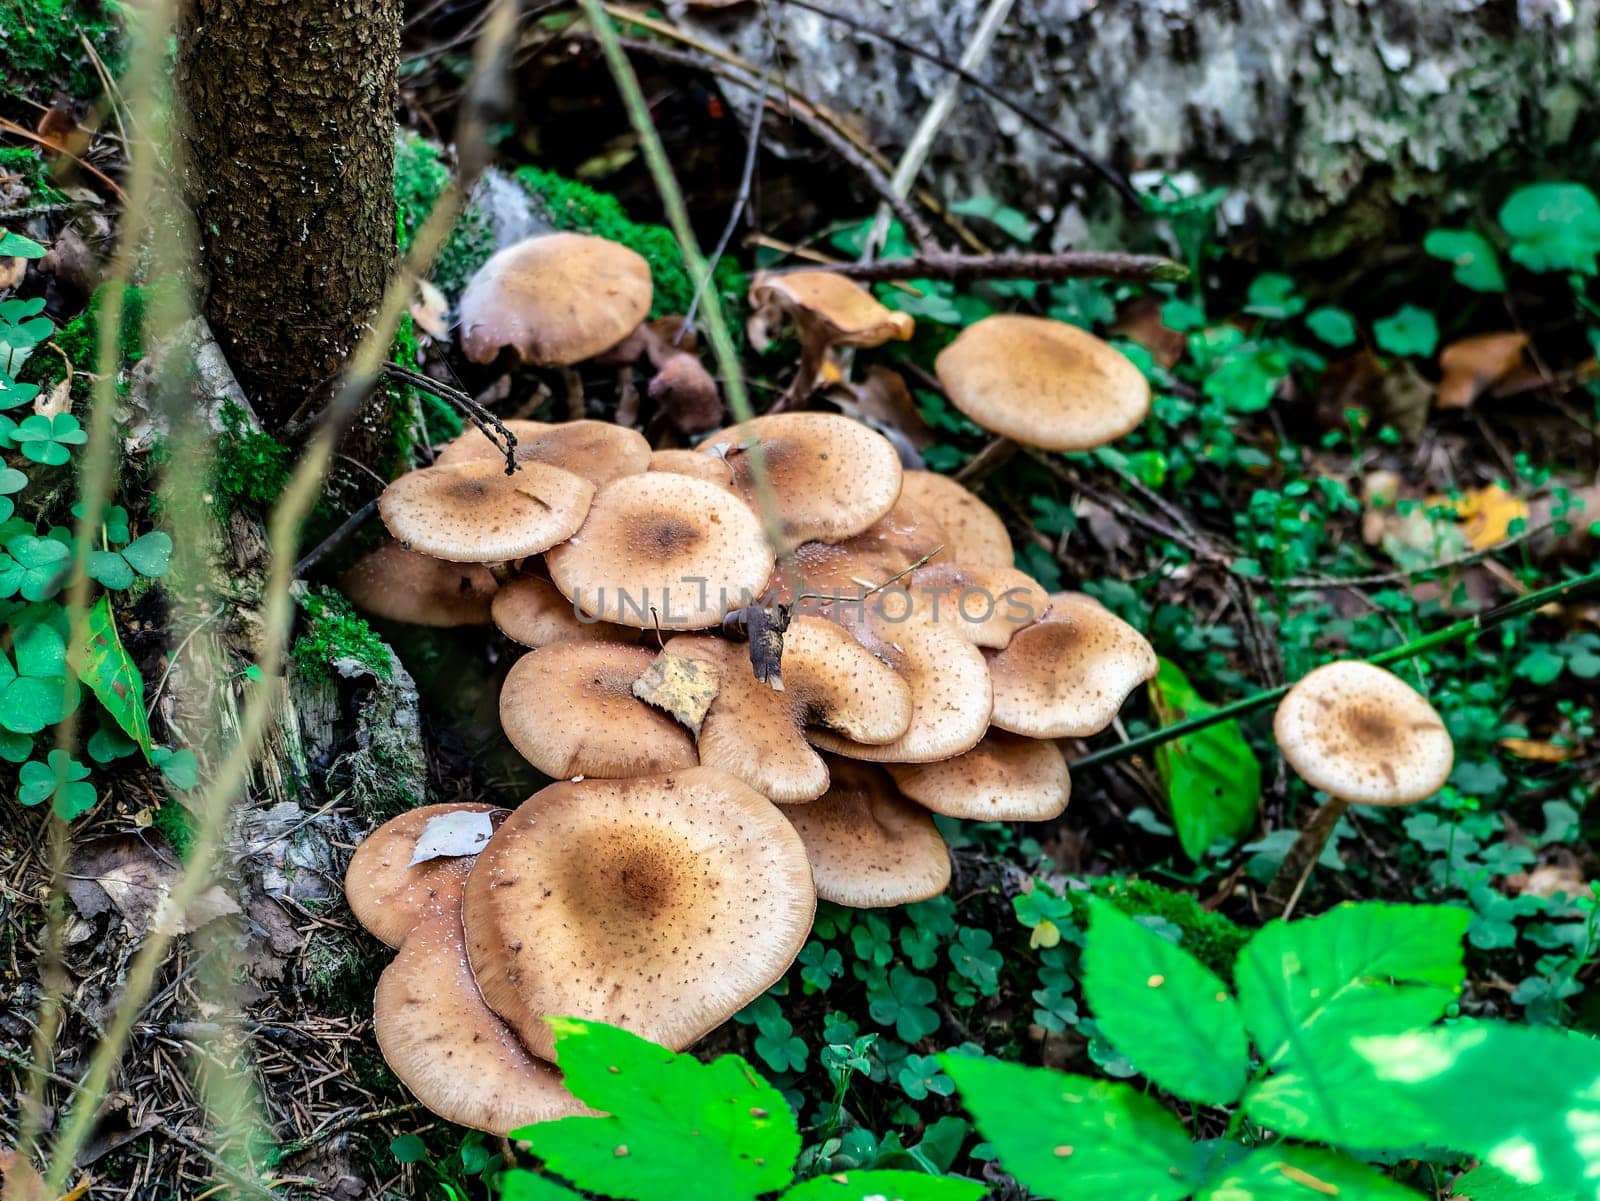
340, 236, 1162, 1131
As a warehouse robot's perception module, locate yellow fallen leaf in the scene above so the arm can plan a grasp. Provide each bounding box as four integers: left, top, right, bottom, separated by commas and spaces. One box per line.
1428, 483, 1530, 550
1498, 737, 1577, 763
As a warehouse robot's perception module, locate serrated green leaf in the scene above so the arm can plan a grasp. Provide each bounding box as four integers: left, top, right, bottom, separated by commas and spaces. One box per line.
76, 594, 153, 757
514, 1018, 801, 1201
1148, 658, 1261, 859
941, 1054, 1201, 1201
1423, 229, 1507, 292
1083, 901, 1249, 1105
1198, 1145, 1424, 1201
781, 1170, 985, 1201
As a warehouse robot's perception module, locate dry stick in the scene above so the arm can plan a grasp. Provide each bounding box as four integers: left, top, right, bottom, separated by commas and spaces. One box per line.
808, 249, 1189, 286
382, 361, 519, 472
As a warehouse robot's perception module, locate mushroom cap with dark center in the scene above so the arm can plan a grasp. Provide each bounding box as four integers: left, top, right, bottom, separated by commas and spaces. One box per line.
374, 909, 588, 1133
500, 641, 697, 778
458, 233, 653, 366
888, 731, 1070, 821
341, 544, 497, 627
378, 460, 595, 563
434, 419, 651, 487
898, 470, 1014, 567
1273, 660, 1454, 804
987, 593, 1158, 738
904, 561, 1049, 648
935, 314, 1150, 451
749, 270, 915, 348
462, 767, 816, 1058
546, 472, 774, 630
783, 615, 913, 745
699, 412, 904, 550
783, 757, 950, 907
345, 802, 501, 948
492, 574, 635, 648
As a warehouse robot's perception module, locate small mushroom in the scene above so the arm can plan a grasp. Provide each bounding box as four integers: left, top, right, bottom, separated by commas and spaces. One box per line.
499, 642, 697, 778
888, 731, 1070, 822
462, 767, 816, 1058
457, 232, 653, 367
492, 575, 635, 648
648, 351, 724, 435
902, 561, 1049, 648
986, 593, 1158, 738
341, 544, 498, 627
546, 472, 774, 630
899, 470, 1014, 567
748, 270, 914, 406
378, 460, 595, 563
783, 757, 951, 907
344, 802, 502, 948
434, 418, 651, 486
699, 412, 904, 552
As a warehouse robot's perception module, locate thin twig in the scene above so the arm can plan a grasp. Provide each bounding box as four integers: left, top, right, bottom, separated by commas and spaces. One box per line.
683, 66, 770, 334
383, 361, 518, 472
807, 249, 1187, 285
293, 498, 380, 579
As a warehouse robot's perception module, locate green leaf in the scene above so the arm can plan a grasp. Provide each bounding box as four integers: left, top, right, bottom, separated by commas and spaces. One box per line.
17, 749, 95, 819
1499, 182, 1600, 274
781, 1170, 985, 1201
88, 549, 135, 590
1373, 306, 1439, 358
1304, 307, 1358, 348
1244, 273, 1304, 320
0, 230, 48, 259
1450, 1164, 1573, 1201
499, 1171, 586, 1201
941, 1054, 1201, 1201
0, 618, 71, 734
152, 746, 198, 790
515, 1018, 801, 1201
1197, 1145, 1425, 1201
77, 594, 153, 757
388, 1133, 428, 1165
120, 531, 172, 578
1147, 658, 1261, 859
1, 535, 70, 601
1423, 229, 1507, 292
1082, 901, 1249, 1105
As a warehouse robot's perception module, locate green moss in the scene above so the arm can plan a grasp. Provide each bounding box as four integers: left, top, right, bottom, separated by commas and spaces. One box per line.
0, 147, 66, 205
0, 0, 126, 99
211, 401, 293, 517
393, 129, 496, 298
513, 164, 749, 319
292, 588, 393, 685
301, 924, 387, 1008
1082, 877, 1249, 978
152, 797, 195, 860
22, 280, 152, 400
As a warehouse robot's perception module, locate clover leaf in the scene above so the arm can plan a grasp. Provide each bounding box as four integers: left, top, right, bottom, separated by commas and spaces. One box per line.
0, 297, 54, 357
73, 502, 131, 544
151, 746, 198, 790
0, 371, 40, 412
1499, 181, 1600, 274
0, 466, 26, 523
18, 750, 96, 820
0, 535, 71, 601
13, 413, 88, 465
0, 619, 71, 733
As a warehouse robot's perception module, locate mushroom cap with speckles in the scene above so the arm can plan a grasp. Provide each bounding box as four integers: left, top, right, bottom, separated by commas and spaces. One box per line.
784, 757, 950, 907
378, 460, 595, 563
341, 544, 498, 627
492, 574, 636, 648
903, 561, 1049, 648
374, 910, 588, 1133
458, 233, 653, 366
433, 419, 651, 487
898, 470, 1013, 567
809, 614, 991, 763
499, 642, 697, 779
1273, 660, 1454, 805
782, 616, 912, 745
987, 592, 1158, 738
462, 767, 816, 1058
699, 412, 903, 550
935, 314, 1150, 451
888, 731, 1070, 822
546, 472, 774, 630
647, 447, 734, 487
344, 802, 502, 948
772, 493, 949, 611
749, 270, 915, 348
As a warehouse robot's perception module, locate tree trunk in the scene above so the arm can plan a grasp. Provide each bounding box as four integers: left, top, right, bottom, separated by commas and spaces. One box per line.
176, 0, 400, 449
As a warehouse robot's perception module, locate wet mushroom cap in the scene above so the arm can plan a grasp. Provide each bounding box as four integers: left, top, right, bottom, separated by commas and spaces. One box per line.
344, 802, 501, 948
935, 314, 1151, 451
782, 615, 913, 745
500, 642, 697, 778
341, 544, 497, 627
378, 460, 595, 563
374, 910, 588, 1134
699, 412, 904, 549
987, 593, 1158, 738
457, 233, 653, 366
888, 731, 1070, 822
898, 470, 1014, 567
1273, 660, 1454, 805
433, 419, 651, 487
462, 767, 816, 1058
546, 472, 774, 630
784, 757, 950, 907
492, 574, 634, 648
749, 270, 915, 348
776, 493, 950, 610
904, 561, 1049, 648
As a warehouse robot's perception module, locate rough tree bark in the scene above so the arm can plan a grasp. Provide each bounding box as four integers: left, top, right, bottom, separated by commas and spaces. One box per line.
176, 0, 400, 444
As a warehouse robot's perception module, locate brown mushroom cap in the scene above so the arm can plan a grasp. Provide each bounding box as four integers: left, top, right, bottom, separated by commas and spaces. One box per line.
341, 544, 497, 627
433, 419, 652, 487
899, 470, 1013, 567
888, 731, 1070, 822
500, 642, 697, 779
809, 615, 991, 763
699, 412, 904, 550
903, 561, 1049, 648
379, 460, 595, 563
462, 767, 816, 1058
1273, 660, 1454, 805
987, 593, 1158, 738
935, 314, 1151, 451
783, 615, 913, 745
492, 574, 635, 648
648, 447, 733, 486
375, 910, 588, 1134
546, 472, 774, 630
458, 233, 653, 366
784, 757, 950, 907
776, 493, 949, 611
345, 802, 501, 948
749, 271, 915, 349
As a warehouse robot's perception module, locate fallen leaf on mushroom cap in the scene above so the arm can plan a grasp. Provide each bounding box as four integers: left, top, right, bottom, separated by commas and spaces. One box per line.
632, 650, 721, 736
1437, 332, 1528, 410
407, 808, 497, 865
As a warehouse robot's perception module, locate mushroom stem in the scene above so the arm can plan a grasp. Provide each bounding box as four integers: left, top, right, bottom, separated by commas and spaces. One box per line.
1266, 797, 1349, 917
771, 333, 830, 413
562, 367, 586, 421
615, 364, 640, 428
954, 436, 1019, 484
